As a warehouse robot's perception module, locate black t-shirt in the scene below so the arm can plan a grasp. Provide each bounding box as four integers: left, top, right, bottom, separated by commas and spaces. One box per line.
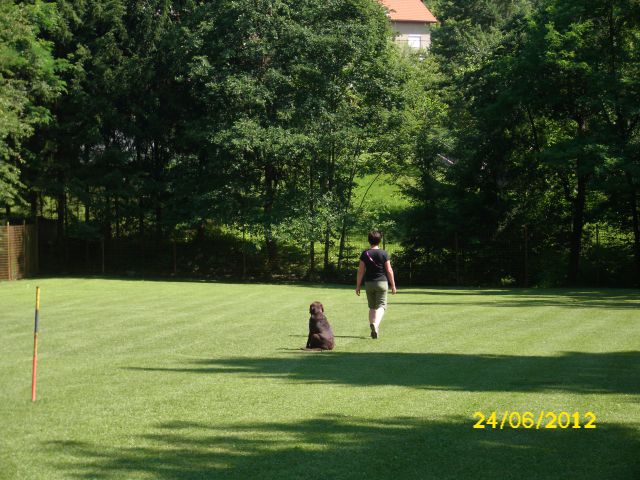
360, 249, 389, 282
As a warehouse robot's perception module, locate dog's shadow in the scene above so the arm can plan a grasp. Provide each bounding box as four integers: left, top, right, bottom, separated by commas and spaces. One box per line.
277, 347, 330, 353
288, 335, 369, 340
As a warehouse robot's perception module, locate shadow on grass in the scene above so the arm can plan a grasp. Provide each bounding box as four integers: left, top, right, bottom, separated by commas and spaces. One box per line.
34, 276, 640, 308
392, 300, 640, 309
288, 334, 369, 339
396, 289, 640, 310
127, 351, 640, 394
48, 415, 640, 479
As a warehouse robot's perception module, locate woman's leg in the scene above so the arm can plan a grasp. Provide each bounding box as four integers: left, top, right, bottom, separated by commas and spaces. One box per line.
369, 309, 378, 338
373, 307, 385, 331
366, 284, 376, 327
366, 282, 386, 338
372, 281, 388, 334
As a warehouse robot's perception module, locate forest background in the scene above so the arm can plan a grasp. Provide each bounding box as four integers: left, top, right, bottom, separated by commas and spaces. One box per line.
1, 0, 639, 286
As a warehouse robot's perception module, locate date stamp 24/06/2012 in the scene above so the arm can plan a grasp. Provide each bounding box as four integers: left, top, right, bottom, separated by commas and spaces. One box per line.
473, 411, 597, 430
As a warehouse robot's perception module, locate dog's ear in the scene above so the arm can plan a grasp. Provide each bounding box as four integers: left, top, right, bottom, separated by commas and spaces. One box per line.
318, 302, 324, 313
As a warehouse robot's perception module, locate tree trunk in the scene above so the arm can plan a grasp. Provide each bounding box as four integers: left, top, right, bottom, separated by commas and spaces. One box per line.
153, 141, 163, 246
568, 119, 590, 286
155, 203, 162, 244
322, 147, 336, 273
568, 171, 586, 285
56, 192, 66, 244
242, 223, 247, 279
337, 220, 348, 271
631, 183, 640, 284
104, 196, 112, 241
84, 195, 90, 272
136, 142, 144, 240
64, 193, 69, 233
337, 157, 359, 271
115, 197, 120, 240
196, 221, 205, 242
138, 197, 145, 239
309, 240, 315, 275
263, 162, 278, 271
56, 191, 66, 270
323, 226, 331, 272
30, 192, 37, 220
308, 164, 316, 276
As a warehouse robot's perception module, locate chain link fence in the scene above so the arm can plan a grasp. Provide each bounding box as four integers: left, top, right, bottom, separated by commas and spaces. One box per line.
31, 222, 639, 287
393, 224, 637, 287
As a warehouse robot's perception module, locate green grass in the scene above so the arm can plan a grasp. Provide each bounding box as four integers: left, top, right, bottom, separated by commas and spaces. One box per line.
353, 173, 412, 212
1, 278, 639, 479
342, 173, 410, 257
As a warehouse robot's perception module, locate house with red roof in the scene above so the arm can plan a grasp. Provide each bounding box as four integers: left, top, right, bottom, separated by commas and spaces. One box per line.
379, 0, 437, 49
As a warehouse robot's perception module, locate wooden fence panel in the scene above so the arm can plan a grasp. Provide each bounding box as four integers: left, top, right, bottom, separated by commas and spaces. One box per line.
0, 225, 38, 280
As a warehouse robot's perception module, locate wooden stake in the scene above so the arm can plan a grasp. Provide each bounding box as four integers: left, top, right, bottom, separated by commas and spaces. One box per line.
7, 222, 12, 280
31, 287, 40, 402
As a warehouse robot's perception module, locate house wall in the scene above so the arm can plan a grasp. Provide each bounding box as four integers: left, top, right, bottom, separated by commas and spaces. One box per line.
390, 21, 432, 49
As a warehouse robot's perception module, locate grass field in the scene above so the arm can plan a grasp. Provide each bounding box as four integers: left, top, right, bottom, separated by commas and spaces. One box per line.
1, 278, 639, 479
353, 173, 411, 212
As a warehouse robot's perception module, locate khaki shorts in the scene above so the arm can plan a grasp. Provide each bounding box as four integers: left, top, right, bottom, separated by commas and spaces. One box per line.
365, 280, 388, 309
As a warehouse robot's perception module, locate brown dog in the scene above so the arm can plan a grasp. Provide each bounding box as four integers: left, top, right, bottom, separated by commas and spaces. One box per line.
306, 301, 335, 350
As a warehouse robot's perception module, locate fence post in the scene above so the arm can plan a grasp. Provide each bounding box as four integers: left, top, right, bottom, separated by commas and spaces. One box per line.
101, 237, 105, 275
7, 222, 12, 280
23, 220, 27, 277
173, 240, 177, 275
455, 232, 460, 285
523, 225, 529, 288
242, 224, 247, 279
34, 216, 39, 275
85, 239, 89, 272
596, 224, 601, 287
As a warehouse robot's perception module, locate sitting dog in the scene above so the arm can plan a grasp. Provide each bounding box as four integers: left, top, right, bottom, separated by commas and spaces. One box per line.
306, 301, 335, 350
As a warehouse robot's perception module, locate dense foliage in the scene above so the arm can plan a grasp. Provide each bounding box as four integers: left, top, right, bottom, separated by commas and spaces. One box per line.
1, 0, 638, 285
404, 0, 640, 286
0, 0, 64, 210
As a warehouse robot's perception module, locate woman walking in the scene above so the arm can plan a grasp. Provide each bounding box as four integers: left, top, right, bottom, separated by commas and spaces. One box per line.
355, 231, 397, 338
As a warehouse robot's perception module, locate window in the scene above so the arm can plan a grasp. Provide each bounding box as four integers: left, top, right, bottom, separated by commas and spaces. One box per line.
407, 35, 421, 49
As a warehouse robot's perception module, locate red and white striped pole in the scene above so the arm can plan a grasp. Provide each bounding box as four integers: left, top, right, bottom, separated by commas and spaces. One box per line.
31, 287, 40, 402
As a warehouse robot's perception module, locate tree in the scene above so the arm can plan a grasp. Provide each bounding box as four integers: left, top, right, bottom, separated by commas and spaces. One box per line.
408, 0, 640, 286
179, 0, 406, 274
0, 0, 64, 216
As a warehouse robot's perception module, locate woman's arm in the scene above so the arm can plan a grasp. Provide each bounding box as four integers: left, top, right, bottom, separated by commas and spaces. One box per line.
356, 260, 365, 296
385, 260, 397, 294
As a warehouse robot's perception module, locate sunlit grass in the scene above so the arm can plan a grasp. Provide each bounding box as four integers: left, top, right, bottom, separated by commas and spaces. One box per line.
1, 279, 638, 479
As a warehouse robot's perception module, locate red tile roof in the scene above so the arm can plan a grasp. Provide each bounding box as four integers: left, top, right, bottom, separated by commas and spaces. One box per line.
379, 0, 437, 23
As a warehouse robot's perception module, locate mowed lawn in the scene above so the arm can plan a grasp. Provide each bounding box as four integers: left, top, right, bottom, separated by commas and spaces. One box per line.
1, 279, 639, 480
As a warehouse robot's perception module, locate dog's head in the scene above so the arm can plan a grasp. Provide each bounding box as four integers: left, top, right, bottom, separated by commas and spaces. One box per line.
309, 301, 324, 316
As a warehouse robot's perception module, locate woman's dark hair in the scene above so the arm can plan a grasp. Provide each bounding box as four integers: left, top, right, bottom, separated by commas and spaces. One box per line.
368, 231, 382, 246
